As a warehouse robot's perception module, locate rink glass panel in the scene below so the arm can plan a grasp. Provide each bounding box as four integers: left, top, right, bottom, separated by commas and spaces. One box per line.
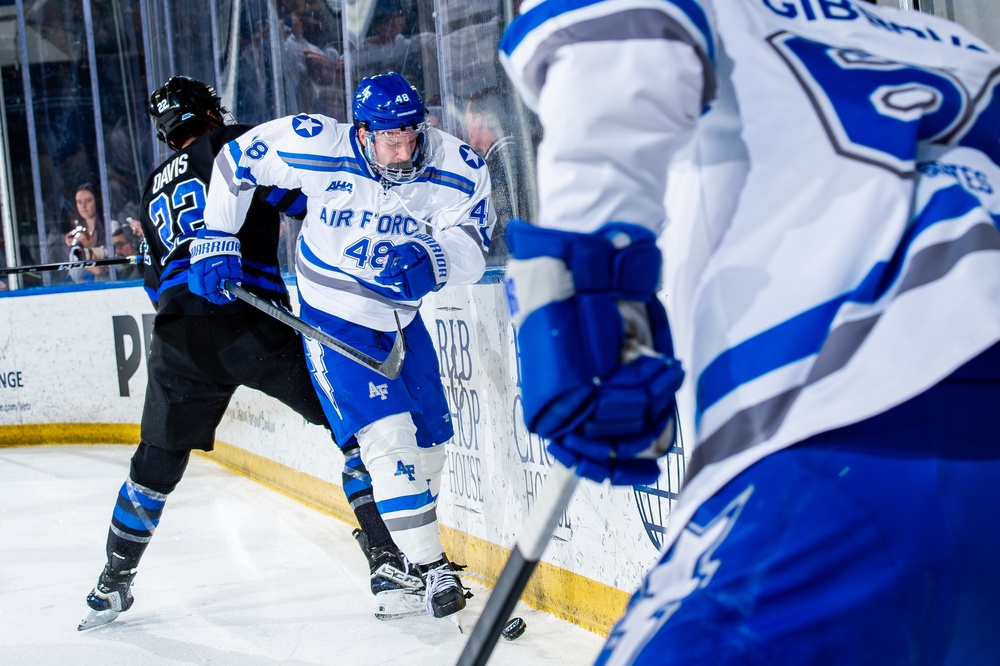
6, 0, 997, 290
917, 0, 1000, 49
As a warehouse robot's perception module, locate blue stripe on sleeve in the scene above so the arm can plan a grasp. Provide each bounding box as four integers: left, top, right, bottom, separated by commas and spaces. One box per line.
501, 0, 714, 64
156, 270, 189, 298
266, 187, 287, 206
226, 139, 243, 165
277, 151, 367, 175
243, 259, 282, 277
415, 167, 475, 196
227, 140, 258, 183
285, 193, 308, 217
501, 0, 607, 54
696, 184, 983, 421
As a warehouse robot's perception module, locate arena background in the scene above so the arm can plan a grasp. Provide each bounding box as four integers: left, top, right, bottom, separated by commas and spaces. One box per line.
0, 0, 996, 635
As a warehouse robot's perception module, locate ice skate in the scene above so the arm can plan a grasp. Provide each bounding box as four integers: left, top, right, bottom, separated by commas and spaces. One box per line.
354, 528, 427, 620
78, 555, 137, 631
374, 588, 427, 621
417, 557, 468, 621
353, 528, 423, 593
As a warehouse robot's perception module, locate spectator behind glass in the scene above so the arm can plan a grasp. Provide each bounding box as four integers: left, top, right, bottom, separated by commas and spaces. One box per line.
464, 91, 531, 261
125, 216, 144, 242
354, 0, 434, 97
280, 0, 343, 117
111, 224, 143, 280
65, 183, 108, 283
64, 183, 108, 259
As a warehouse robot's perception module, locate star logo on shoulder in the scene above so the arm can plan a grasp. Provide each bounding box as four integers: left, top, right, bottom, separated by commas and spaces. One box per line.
460, 145, 485, 169
292, 114, 323, 138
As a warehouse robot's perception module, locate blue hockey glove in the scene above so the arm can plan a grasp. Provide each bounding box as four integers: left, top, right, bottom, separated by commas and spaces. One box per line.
505, 220, 685, 486
188, 228, 242, 304
374, 234, 449, 300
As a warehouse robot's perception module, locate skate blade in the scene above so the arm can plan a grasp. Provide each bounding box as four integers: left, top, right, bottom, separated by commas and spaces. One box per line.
449, 612, 464, 633
374, 589, 426, 621
77, 608, 121, 631
375, 608, 427, 621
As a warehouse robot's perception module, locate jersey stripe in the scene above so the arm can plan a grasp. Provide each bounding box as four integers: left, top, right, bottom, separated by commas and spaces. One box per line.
414, 166, 476, 195
277, 150, 367, 175
697, 184, 990, 424
501, 0, 715, 64
696, 184, 998, 438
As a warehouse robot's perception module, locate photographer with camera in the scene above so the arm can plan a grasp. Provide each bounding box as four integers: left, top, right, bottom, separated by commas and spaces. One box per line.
64, 183, 108, 283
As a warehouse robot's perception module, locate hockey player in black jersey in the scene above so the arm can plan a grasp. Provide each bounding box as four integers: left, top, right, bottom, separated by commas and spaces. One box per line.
79, 76, 420, 631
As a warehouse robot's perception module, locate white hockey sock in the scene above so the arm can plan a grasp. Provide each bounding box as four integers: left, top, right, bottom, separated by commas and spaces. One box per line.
358, 412, 444, 565
421, 443, 445, 498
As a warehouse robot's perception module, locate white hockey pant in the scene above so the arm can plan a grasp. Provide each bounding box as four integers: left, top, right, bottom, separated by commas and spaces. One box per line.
357, 412, 445, 566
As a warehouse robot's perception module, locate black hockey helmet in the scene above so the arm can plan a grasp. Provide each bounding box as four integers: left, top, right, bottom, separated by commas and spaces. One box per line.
148, 76, 232, 149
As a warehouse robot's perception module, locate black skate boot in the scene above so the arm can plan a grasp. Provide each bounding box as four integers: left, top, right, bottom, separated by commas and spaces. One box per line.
78, 553, 137, 631
353, 528, 427, 620
353, 528, 423, 594
417, 557, 468, 619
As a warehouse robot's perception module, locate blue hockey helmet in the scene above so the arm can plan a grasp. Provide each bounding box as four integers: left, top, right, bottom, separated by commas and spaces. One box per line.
353, 72, 430, 183
353, 71, 426, 131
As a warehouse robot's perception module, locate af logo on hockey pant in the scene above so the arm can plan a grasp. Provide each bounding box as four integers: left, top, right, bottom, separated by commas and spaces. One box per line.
395, 460, 416, 481
369, 381, 389, 400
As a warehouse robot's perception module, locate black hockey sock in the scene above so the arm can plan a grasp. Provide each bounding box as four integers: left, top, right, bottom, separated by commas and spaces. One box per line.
342, 443, 392, 549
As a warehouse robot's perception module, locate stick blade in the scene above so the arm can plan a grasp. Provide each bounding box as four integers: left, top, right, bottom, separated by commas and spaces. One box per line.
378, 312, 407, 380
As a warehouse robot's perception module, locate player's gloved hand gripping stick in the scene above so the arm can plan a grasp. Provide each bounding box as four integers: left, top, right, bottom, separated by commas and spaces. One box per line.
188, 228, 243, 304
504, 220, 684, 485
374, 233, 449, 301
458, 220, 684, 665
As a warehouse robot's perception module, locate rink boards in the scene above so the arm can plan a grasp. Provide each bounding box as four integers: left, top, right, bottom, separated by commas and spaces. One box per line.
0, 279, 686, 634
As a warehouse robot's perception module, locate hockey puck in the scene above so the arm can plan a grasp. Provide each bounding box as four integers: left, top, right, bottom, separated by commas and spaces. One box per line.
501, 616, 527, 641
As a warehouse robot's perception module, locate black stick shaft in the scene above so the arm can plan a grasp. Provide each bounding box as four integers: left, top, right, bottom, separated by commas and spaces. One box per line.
457, 463, 579, 666
0, 255, 139, 276
221, 280, 405, 380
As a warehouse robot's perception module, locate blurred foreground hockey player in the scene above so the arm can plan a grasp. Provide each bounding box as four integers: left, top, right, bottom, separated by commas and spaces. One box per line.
191, 72, 495, 621
80, 76, 411, 630
501, 1, 1000, 663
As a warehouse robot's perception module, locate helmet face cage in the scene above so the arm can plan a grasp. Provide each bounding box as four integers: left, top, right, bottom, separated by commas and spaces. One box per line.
353, 72, 430, 183
148, 76, 232, 148
361, 121, 430, 184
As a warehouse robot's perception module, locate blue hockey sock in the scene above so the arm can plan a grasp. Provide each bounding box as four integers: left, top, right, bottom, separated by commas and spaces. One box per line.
107, 476, 168, 566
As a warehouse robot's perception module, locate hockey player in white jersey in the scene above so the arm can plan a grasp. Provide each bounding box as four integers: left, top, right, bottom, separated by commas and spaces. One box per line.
190, 72, 495, 622
501, 0, 1000, 663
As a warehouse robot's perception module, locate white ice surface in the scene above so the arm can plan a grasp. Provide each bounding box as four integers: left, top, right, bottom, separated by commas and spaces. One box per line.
0, 445, 604, 665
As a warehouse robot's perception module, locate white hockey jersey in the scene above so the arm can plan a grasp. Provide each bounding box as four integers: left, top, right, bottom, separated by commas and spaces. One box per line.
502, 0, 1000, 548
203, 114, 496, 330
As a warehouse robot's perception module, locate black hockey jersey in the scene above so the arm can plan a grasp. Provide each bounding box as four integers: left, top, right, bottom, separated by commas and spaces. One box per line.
139, 124, 306, 315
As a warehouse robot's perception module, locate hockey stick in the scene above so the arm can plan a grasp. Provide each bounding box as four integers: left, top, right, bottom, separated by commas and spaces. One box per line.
0, 255, 140, 276
457, 461, 579, 666
221, 280, 406, 380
